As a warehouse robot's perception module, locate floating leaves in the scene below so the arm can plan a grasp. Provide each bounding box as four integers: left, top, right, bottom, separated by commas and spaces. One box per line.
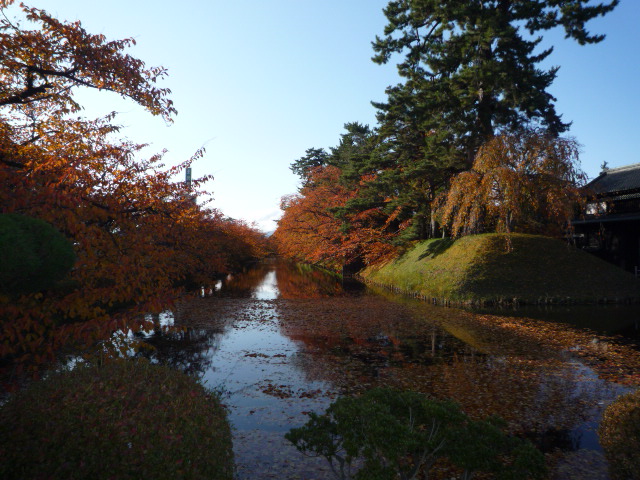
150, 263, 640, 478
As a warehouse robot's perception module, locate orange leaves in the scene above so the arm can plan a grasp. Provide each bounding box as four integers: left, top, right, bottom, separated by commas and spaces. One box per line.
436, 130, 586, 239
274, 165, 397, 268
0, 2, 175, 121
0, 4, 269, 375
274, 166, 350, 268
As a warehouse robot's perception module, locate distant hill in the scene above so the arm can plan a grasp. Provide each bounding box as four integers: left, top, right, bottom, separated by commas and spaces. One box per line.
360, 234, 640, 305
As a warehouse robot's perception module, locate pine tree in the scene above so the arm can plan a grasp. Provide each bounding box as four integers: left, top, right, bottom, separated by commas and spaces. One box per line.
368, 0, 618, 239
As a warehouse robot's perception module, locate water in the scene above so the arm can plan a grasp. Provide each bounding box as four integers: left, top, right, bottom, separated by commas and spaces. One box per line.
138, 261, 640, 479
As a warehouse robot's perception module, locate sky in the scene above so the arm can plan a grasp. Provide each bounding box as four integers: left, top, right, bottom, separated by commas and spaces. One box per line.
18, 1, 640, 231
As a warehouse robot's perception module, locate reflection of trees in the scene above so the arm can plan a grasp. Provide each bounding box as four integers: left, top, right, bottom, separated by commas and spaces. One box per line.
132, 262, 630, 465
172, 297, 237, 330
470, 303, 640, 337
135, 327, 221, 377
276, 297, 481, 387
190, 261, 356, 299
214, 264, 273, 297
275, 296, 614, 454
191, 263, 275, 298
134, 297, 237, 377
430, 356, 610, 439
275, 263, 345, 298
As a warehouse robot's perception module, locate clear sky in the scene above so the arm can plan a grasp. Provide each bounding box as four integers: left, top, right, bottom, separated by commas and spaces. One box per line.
26, 1, 640, 231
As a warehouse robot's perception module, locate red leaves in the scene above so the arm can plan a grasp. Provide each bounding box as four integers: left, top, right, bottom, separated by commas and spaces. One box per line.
1, 3, 176, 121
0, 3, 269, 374
273, 165, 396, 268
0, 128, 267, 371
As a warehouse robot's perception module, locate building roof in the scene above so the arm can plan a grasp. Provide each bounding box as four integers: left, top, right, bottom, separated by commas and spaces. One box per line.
573, 211, 640, 225
587, 163, 640, 195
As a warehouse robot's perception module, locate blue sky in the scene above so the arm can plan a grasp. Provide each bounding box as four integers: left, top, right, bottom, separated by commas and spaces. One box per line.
34, 1, 640, 230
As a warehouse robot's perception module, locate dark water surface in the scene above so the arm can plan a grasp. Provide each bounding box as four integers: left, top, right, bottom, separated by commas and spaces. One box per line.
139, 261, 639, 480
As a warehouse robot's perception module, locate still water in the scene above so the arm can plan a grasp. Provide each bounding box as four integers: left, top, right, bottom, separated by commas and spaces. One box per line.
138, 261, 639, 480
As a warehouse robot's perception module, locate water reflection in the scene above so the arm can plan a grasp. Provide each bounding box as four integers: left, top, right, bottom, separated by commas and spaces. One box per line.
198, 261, 363, 300
274, 296, 624, 441
251, 270, 279, 299
471, 303, 640, 340
142, 267, 341, 478
275, 263, 349, 298
135, 327, 221, 377
143, 261, 639, 479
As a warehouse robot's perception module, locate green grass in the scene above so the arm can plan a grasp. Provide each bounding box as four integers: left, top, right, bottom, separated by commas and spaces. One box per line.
361, 234, 640, 305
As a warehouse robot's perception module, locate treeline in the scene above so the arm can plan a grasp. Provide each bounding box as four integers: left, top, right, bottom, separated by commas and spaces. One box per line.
0, 2, 268, 372
273, 0, 617, 269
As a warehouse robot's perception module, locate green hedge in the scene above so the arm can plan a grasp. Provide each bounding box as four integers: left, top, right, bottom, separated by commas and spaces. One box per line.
0, 213, 75, 294
287, 387, 546, 479
599, 389, 640, 480
0, 359, 234, 480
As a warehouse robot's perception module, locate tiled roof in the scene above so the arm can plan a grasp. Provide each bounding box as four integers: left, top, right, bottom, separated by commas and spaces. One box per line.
587, 163, 640, 195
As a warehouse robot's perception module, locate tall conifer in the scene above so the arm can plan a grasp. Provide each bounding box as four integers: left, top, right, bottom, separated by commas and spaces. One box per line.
368, 0, 618, 239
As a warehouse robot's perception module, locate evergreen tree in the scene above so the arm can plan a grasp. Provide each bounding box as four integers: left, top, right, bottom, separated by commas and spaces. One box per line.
290, 123, 377, 187
290, 147, 331, 186
329, 123, 400, 239
283, 124, 400, 263
367, 0, 618, 239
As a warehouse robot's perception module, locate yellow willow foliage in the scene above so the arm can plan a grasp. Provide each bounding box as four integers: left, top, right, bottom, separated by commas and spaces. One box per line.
436, 131, 587, 241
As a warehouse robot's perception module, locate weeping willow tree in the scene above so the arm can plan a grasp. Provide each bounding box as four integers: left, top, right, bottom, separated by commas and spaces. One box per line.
435, 130, 587, 240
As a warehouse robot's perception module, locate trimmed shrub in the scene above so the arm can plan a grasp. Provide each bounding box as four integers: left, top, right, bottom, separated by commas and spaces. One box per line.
0, 213, 75, 294
599, 389, 640, 480
0, 359, 234, 480
286, 387, 546, 480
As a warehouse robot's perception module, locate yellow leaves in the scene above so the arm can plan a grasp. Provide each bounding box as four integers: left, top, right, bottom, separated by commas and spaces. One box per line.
436, 130, 585, 238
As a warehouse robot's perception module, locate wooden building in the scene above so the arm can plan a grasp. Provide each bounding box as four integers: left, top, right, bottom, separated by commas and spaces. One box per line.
573, 163, 640, 272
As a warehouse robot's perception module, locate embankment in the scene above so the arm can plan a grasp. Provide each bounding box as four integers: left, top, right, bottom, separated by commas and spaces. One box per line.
359, 234, 640, 305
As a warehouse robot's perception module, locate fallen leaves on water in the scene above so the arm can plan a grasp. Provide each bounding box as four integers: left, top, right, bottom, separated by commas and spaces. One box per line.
162, 291, 640, 479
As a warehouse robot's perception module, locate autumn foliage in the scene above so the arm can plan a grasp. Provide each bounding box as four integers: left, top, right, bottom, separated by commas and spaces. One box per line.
274, 129, 586, 269
273, 166, 349, 269
273, 165, 396, 269
0, 2, 267, 373
599, 389, 640, 480
275, 0, 610, 266
435, 131, 586, 239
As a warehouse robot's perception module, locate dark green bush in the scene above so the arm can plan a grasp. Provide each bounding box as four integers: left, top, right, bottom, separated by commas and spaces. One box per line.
599, 388, 640, 480
0, 213, 75, 294
0, 359, 234, 480
286, 387, 546, 480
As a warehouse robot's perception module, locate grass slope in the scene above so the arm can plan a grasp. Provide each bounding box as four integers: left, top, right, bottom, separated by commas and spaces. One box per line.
361, 234, 640, 305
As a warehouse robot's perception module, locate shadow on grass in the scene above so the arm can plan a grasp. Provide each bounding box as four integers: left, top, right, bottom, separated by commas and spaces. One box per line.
418, 238, 455, 260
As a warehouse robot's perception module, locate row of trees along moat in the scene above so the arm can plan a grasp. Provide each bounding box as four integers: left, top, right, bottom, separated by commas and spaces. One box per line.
274, 0, 617, 269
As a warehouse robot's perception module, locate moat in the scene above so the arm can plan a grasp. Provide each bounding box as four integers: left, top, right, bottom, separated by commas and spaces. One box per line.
137, 261, 640, 479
